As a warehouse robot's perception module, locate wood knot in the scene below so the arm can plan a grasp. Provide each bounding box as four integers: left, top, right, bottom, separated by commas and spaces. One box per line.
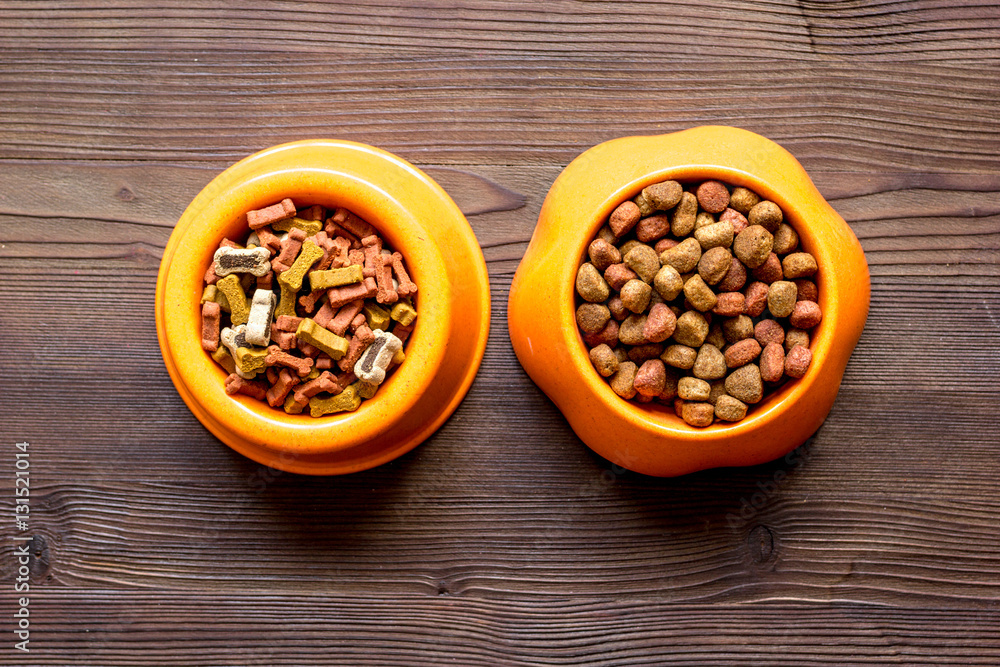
747, 524, 775, 563
117, 186, 136, 202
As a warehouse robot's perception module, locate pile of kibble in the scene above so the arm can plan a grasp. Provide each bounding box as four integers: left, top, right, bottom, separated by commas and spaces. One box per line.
200, 198, 417, 418
575, 180, 821, 427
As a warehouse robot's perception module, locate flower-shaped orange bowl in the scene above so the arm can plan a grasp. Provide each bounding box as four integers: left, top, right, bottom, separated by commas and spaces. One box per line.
508, 126, 869, 477
156, 140, 490, 475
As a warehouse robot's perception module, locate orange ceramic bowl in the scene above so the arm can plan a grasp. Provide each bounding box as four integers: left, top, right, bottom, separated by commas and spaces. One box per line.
156, 140, 490, 475
508, 126, 870, 477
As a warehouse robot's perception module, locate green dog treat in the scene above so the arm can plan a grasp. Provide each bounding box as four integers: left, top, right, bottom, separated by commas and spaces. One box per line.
215, 275, 249, 326
295, 318, 349, 360
309, 265, 364, 290
309, 383, 362, 416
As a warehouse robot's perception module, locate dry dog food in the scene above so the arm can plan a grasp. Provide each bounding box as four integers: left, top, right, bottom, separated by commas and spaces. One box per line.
577, 181, 821, 426
200, 199, 417, 417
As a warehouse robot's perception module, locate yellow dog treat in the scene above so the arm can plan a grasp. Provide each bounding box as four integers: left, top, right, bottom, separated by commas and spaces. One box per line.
277, 240, 324, 293
365, 302, 392, 330
309, 383, 362, 416
272, 217, 323, 236
308, 265, 363, 290
389, 301, 417, 327
295, 318, 349, 360
216, 275, 249, 326
234, 346, 268, 375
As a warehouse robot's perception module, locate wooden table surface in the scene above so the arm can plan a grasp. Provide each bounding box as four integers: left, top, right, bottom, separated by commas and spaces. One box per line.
1, 2, 999, 665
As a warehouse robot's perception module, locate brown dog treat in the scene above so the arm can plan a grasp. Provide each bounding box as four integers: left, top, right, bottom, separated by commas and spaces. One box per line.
274, 315, 304, 333
697, 246, 733, 286
255, 226, 283, 256
635, 213, 671, 243
767, 281, 798, 318
347, 248, 365, 266
624, 245, 660, 284
330, 207, 375, 240
693, 343, 727, 380
392, 322, 415, 345
719, 207, 749, 234
682, 401, 715, 427
607, 295, 628, 321
659, 368, 681, 401
204, 260, 220, 285
794, 279, 818, 303
613, 347, 629, 364
620, 279, 652, 314
582, 319, 620, 348
247, 198, 296, 229
722, 314, 754, 343
790, 300, 823, 329
785, 345, 812, 379
327, 277, 377, 309
271, 330, 296, 350
376, 253, 399, 305
772, 223, 799, 254
300, 204, 325, 221
201, 301, 221, 352
759, 342, 785, 383
265, 368, 302, 407
785, 328, 810, 352
660, 237, 702, 274
628, 343, 664, 365
349, 312, 368, 334
725, 338, 762, 368
257, 271, 274, 290
326, 300, 365, 336
315, 355, 333, 370
705, 322, 726, 349
654, 237, 679, 254
671, 192, 699, 237
714, 395, 748, 422
589, 344, 620, 377
782, 252, 818, 279
361, 235, 382, 278
696, 180, 730, 214
725, 364, 763, 404
609, 361, 638, 399
634, 359, 668, 398
271, 228, 308, 274
743, 281, 770, 317
694, 212, 715, 231
588, 238, 621, 271
661, 344, 697, 370
609, 200, 641, 237
716, 257, 748, 292
643, 303, 677, 343
224, 373, 269, 400
596, 225, 617, 245
618, 314, 648, 346
748, 200, 783, 233
390, 252, 418, 298
693, 220, 734, 250
576, 263, 610, 302
643, 180, 683, 211
712, 292, 745, 317
754, 319, 785, 346
673, 311, 709, 347
706, 379, 727, 405
633, 191, 654, 217
673, 398, 686, 418
653, 265, 684, 301
752, 253, 783, 284
604, 263, 638, 291
298, 289, 326, 313
678, 376, 711, 401
729, 187, 760, 214
293, 371, 342, 404
733, 225, 774, 269
266, 345, 314, 377
326, 236, 351, 269
577, 303, 611, 333
337, 333, 367, 373
683, 274, 718, 312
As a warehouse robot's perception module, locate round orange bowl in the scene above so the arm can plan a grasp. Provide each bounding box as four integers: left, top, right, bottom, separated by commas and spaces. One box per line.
156, 140, 490, 475
508, 126, 870, 477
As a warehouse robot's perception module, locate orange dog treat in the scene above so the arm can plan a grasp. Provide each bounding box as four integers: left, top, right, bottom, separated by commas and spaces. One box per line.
272, 228, 307, 274
201, 301, 221, 352
390, 252, 417, 297
265, 368, 301, 407
330, 207, 375, 240
327, 277, 377, 309
265, 345, 314, 377
224, 373, 268, 400
247, 198, 296, 230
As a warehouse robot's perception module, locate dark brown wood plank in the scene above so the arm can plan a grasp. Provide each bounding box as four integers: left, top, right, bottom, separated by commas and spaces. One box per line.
0, 55, 998, 171
1, 0, 997, 61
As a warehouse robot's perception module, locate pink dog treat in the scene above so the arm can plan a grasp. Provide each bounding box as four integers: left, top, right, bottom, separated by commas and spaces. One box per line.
247, 198, 296, 230
313, 300, 337, 329
274, 315, 303, 332
301, 205, 325, 222
255, 226, 282, 255
266, 345, 314, 377
271, 330, 296, 350
292, 370, 342, 403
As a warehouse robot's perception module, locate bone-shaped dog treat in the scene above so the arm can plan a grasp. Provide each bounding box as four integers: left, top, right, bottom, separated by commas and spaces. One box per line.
211, 346, 237, 375
364, 302, 391, 331
361, 235, 382, 278
244, 289, 277, 347
295, 318, 349, 360
338, 323, 376, 372
272, 217, 323, 236
327, 236, 351, 269
265, 368, 301, 408
298, 289, 326, 313
224, 373, 268, 400
390, 252, 417, 297
349, 313, 367, 334
220, 325, 257, 379
283, 391, 309, 414
331, 207, 375, 240
272, 228, 307, 274
247, 198, 296, 230
215, 275, 249, 326
348, 249, 365, 266
213, 246, 271, 277
234, 346, 268, 375
274, 283, 297, 318
277, 240, 324, 293
391, 322, 414, 345
274, 315, 303, 332
375, 254, 398, 305
301, 204, 325, 221
292, 371, 341, 405
309, 382, 361, 417
326, 277, 377, 310
313, 299, 337, 329
354, 329, 402, 385
309, 265, 363, 291
265, 345, 313, 377
270, 330, 296, 350
326, 299, 364, 335
357, 380, 378, 399
253, 226, 282, 256
389, 301, 417, 327
201, 301, 221, 352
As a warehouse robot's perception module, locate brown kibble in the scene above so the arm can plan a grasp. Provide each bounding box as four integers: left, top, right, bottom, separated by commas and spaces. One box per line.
715, 395, 748, 422
725, 338, 762, 368
754, 319, 785, 346
681, 401, 715, 427
673, 398, 685, 418
716, 257, 748, 292
785, 345, 812, 379
608, 296, 628, 321
643, 180, 683, 210
678, 376, 711, 401
604, 263, 639, 291
673, 310, 709, 347
732, 225, 774, 269
618, 239, 643, 258
627, 343, 665, 364
643, 302, 677, 343
790, 300, 823, 329
692, 343, 727, 380
794, 279, 818, 303
635, 214, 671, 243
576, 303, 611, 333
772, 223, 799, 254
683, 274, 718, 312
725, 364, 764, 404
609, 200, 641, 237
660, 368, 681, 401
633, 191, 654, 217
705, 322, 726, 349
610, 361, 638, 398
697, 246, 733, 285
620, 279, 653, 314
748, 200, 783, 233
782, 252, 818, 279
618, 314, 648, 346
696, 180, 730, 213
720, 207, 749, 234
729, 187, 760, 214
576, 262, 610, 302
694, 220, 735, 250
624, 244, 660, 283
596, 225, 617, 245
653, 265, 684, 301
654, 237, 678, 254
707, 379, 727, 405
743, 281, 770, 317
661, 344, 697, 370
588, 238, 621, 271
634, 359, 668, 397
589, 344, 620, 377
722, 314, 754, 343
767, 281, 797, 318
751, 253, 783, 284
785, 328, 810, 352
660, 237, 702, 273
694, 212, 716, 231
759, 342, 785, 383
671, 192, 699, 237
712, 292, 745, 317
583, 319, 620, 348
614, 347, 629, 364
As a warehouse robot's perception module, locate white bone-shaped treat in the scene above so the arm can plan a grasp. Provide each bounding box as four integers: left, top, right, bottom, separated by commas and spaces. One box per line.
213, 246, 271, 277
354, 329, 402, 385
